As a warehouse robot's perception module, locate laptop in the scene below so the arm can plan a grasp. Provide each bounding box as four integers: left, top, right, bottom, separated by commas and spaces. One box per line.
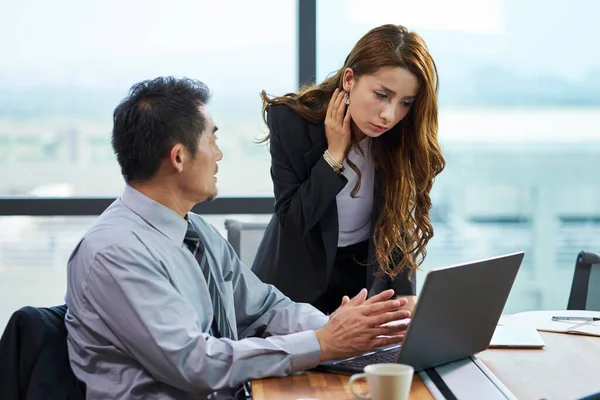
316, 251, 524, 373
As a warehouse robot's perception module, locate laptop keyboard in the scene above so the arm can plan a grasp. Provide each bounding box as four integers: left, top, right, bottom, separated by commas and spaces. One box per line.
335, 348, 399, 369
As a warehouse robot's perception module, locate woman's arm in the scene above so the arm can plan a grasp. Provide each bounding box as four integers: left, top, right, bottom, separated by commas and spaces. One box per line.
268, 105, 348, 235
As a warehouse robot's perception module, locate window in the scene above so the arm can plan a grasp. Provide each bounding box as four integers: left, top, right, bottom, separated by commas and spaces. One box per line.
0, 0, 296, 197
0, 0, 296, 326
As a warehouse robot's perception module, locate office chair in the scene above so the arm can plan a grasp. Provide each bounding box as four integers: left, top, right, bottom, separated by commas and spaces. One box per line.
224, 219, 268, 268
567, 250, 600, 311
0, 304, 86, 399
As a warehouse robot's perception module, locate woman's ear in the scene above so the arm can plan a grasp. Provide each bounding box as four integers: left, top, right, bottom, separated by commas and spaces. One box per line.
342, 68, 355, 92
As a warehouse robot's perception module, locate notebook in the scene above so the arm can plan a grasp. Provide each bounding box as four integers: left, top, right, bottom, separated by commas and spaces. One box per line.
498, 310, 600, 337
488, 325, 546, 348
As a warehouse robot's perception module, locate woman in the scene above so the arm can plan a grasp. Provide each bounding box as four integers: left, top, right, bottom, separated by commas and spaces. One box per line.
252, 24, 445, 315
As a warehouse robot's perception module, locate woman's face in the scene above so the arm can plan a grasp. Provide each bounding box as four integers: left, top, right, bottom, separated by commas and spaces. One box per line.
343, 66, 419, 138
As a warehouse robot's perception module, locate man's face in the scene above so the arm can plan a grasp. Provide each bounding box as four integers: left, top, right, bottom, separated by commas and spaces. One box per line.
181, 105, 223, 203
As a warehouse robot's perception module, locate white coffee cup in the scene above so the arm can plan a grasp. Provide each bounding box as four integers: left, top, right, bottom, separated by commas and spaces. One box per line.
349, 363, 414, 400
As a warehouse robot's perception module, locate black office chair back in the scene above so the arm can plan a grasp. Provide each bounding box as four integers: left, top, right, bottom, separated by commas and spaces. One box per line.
567, 250, 600, 311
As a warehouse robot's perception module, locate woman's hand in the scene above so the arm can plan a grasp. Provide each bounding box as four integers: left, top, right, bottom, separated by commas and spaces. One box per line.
324, 88, 352, 164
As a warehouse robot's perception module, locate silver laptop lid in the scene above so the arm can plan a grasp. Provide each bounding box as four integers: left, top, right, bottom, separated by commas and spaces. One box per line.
396, 251, 524, 371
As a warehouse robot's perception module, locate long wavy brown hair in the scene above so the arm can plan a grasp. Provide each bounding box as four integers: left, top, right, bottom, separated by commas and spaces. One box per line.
260, 24, 445, 279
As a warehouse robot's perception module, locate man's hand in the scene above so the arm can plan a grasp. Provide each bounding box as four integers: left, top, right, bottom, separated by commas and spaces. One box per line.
396, 295, 417, 313
315, 289, 411, 362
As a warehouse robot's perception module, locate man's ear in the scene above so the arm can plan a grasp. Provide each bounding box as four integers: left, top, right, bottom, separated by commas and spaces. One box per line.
169, 144, 186, 173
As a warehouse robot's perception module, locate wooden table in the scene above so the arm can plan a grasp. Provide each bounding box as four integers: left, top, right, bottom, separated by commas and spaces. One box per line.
252, 371, 432, 400
478, 331, 600, 400
252, 332, 600, 400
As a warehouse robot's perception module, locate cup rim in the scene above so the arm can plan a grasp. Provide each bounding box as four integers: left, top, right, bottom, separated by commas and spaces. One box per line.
364, 363, 414, 376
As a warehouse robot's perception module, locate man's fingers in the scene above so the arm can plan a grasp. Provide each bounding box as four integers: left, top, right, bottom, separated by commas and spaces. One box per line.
395, 297, 408, 309
340, 295, 350, 307
370, 334, 405, 349
363, 289, 395, 305
369, 309, 411, 326
371, 322, 409, 337
363, 299, 402, 316
348, 288, 368, 305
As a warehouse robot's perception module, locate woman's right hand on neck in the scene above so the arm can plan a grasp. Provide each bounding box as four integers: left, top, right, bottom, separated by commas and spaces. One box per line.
324, 88, 352, 164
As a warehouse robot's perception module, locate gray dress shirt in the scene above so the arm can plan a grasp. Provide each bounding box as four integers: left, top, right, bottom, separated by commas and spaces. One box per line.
65, 185, 329, 399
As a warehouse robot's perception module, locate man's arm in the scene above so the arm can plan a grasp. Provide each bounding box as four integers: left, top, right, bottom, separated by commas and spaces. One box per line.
82, 244, 323, 397
216, 230, 329, 338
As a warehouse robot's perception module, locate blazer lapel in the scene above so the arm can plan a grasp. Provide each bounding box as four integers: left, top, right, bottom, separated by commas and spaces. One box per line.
303, 122, 327, 174
304, 121, 338, 277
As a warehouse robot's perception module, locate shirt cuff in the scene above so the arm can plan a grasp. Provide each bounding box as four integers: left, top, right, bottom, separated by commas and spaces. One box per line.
283, 330, 323, 372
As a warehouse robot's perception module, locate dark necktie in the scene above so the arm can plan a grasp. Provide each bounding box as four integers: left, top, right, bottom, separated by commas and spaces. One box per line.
184, 221, 250, 399
183, 222, 234, 339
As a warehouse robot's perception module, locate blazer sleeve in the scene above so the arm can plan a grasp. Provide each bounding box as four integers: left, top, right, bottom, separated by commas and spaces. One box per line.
389, 267, 417, 296
387, 247, 417, 296
368, 264, 416, 298
268, 105, 348, 235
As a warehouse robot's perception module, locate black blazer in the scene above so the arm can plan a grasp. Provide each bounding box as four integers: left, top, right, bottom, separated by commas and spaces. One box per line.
252, 104, 415, 304
0, 305, 86, 400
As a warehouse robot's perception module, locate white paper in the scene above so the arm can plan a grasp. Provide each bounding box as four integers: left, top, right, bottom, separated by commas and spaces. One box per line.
498, 310, 600, 337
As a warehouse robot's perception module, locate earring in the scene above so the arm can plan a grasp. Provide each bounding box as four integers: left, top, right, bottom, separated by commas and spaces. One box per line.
345, 92, 350, 105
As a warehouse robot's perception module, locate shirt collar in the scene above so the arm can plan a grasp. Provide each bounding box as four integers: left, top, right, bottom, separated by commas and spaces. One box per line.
120, 185, 188, 244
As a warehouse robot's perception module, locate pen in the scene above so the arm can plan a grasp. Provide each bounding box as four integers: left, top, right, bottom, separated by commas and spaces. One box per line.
551, 316, 600, 322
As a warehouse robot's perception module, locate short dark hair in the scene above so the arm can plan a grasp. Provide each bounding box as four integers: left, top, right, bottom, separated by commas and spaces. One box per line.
111, 77, 211, 183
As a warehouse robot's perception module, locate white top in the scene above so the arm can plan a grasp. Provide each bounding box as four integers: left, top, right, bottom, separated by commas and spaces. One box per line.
336, 138, 375, 247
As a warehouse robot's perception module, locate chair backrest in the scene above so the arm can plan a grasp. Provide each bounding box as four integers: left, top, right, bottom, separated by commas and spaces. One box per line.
224, 219, 268, 268
567, 250, 600, 311
0, 305, 85, 399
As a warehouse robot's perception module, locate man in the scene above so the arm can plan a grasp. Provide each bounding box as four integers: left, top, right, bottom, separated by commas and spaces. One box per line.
65, 77, 410, 399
